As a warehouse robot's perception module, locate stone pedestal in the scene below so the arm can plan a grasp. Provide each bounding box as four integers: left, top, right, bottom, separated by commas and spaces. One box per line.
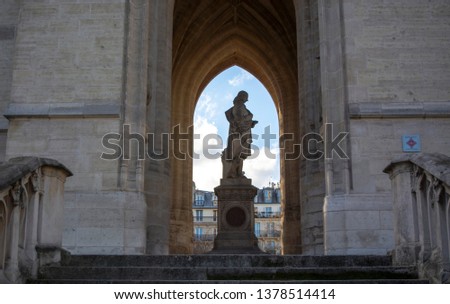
210, 178, 263, 254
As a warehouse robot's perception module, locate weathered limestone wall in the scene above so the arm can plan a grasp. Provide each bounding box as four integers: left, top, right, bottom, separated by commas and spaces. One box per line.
343, 0, 450, 104
6, 118, 120, 192
5, 118, 148, 254
144, 0, 174, 255
326, 118, 450, 254
0, 0, 20, 161
350, 119, 450, 195
6, 0, 127, 185
10, 1, 126, 104
3, 0, 147, 254
324, 0, 450, 255
0, 0, 19, 112
295, 0, 325, 255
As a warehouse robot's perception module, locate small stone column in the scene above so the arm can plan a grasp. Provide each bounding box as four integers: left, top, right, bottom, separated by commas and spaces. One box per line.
36, 165, 71, 267
384, 160, 418, 266
210, 178, 262, 253
4, 183, 21, 282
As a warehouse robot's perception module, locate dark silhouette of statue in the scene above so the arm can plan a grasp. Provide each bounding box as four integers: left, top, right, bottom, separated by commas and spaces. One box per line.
222, 91, 258, 178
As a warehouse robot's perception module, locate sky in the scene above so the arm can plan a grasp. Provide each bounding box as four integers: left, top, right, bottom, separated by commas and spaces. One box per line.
193, 66, 280, 191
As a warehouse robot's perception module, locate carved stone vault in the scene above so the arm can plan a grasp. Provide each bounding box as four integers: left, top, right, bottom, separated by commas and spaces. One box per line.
168, 0, 323, 254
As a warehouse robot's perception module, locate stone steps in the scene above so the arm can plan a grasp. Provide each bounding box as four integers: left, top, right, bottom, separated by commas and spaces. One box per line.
59, 254, 393, 268
31, 254, 427, 284
38, 266, 418, 281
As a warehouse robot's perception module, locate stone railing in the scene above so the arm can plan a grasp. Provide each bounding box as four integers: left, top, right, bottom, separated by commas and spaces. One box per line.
0, 157, 71, 283
193, 216, 217, 223
255, 211, 281, 218
384, 153, 450, 283
255, 230, 281, 238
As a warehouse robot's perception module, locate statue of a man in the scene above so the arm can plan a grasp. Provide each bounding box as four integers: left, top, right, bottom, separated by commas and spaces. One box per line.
222, 90, 258, 178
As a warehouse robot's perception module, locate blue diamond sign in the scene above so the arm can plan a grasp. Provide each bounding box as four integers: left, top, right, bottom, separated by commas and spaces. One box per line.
402, 135, 421, 152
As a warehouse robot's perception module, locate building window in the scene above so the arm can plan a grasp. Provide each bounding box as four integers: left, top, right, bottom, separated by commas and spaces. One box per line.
195, 227, 203, 239
275, 189, 281, 203
195, 210, 203, 221
264, 207, 272, 217
213, 210, 217, 221
195, 193, 204, 206
267, 222, 274, 236
255, 222, 260, 237
264, 189, 272, 203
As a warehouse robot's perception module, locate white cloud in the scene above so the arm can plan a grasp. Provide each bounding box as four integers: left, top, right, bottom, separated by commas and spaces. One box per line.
244, 147, 280, 188
196, 93, 217, 120
193, 156, 222, 191
228, 70, 254, 87
193, 115, 223, 190
193, 116, 221, 153
194, 115, 217, 137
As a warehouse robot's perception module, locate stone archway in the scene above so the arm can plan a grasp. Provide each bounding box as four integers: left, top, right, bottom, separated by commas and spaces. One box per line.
170, 0, 304, 254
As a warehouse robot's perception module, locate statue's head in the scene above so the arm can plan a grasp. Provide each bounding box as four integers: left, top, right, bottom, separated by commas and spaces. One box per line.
233, 90, 248, 105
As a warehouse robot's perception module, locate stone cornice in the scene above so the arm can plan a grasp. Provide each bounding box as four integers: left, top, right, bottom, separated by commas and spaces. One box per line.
4, 102, 121, 119
349, 101, 450, 119
383, 153, 450, 186
0, 156, 72, 189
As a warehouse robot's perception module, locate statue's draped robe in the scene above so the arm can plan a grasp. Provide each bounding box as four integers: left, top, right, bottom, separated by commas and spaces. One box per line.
225, 103, 253, 162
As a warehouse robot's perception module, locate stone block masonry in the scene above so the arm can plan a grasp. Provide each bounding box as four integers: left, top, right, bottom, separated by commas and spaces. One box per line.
3, 117, 146, 255
63, 191, 147, 255
350, 118, 450, 195
10, 0, 127, 104
3, 0, 133, 254
0, 0, 20, 141
324, 194, 394, 255
343, 0, 450, 103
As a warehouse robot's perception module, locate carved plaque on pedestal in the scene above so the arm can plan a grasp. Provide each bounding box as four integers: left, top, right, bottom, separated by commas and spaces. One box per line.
209, 178, 263, 254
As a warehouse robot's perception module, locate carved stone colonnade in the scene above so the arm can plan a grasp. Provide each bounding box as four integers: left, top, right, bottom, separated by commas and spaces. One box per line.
123, 0, 349, 254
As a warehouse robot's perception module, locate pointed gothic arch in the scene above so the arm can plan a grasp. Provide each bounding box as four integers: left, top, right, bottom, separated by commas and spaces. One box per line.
170, 0, 304, 254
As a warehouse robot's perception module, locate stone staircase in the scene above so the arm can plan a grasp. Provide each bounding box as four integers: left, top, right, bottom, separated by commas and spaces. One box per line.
29, 254, 428, 283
